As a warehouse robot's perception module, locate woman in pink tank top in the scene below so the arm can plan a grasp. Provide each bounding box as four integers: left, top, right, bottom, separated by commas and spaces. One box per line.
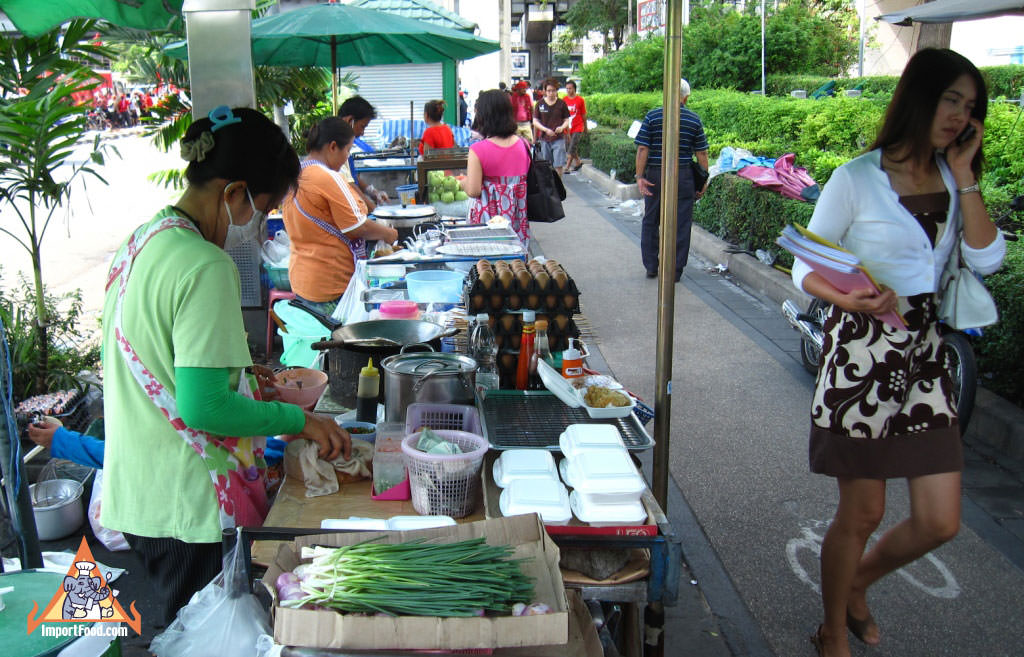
461, 90, 531, 247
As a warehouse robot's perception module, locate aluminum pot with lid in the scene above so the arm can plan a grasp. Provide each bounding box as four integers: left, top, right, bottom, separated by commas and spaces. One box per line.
370, 204, 438, 242
381, 346, 477, 422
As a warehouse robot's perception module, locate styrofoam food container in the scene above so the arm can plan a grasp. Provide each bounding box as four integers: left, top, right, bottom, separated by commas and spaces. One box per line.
569, 374, 623, 391
321, 517, 389, 531
387, 515, 457, 531
569, 490, 648, 527
559, 450, 646, 504
492, 449, 559, 488
558, 424, 626, 459
499, 478, 572, 525
537, 360, 635, 419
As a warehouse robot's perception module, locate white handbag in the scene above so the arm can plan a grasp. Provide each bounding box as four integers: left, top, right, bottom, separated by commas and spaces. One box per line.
937, 235, 998, 330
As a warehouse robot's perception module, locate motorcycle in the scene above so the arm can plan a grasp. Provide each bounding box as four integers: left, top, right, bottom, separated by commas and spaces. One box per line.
782, 193, 1023, 435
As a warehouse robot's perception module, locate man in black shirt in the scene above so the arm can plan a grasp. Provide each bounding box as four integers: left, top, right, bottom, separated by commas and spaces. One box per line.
533, 77, 572, 175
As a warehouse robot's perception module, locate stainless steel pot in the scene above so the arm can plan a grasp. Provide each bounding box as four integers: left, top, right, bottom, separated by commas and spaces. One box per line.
371, 204, 438, 242
381, 347, 477, 422
30, 478, 85, 540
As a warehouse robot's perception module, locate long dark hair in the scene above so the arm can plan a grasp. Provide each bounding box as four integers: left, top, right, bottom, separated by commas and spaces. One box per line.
183, 107, 299, 199
869, 48, 987, 176
424, 99, 446, 123
473, 89, 516, 138
306, 117, 355, 153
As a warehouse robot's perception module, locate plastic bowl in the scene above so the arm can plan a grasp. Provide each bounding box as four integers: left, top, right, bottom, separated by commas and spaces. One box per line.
378, 300, 420, 320
338, 420, 377, 444
405, 270, 465, 304
273, 368, 328, 410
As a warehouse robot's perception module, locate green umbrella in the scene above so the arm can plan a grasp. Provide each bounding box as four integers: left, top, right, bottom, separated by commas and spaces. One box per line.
0, 0, 182, 37
165, 2, 499, 111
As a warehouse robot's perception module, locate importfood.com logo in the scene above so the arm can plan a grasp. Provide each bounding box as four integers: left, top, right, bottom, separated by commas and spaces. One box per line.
26, 537, 142, 636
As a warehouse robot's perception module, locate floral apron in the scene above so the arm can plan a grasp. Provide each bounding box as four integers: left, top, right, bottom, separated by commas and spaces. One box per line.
469, 175, 529, 245
106, 216, 269, 531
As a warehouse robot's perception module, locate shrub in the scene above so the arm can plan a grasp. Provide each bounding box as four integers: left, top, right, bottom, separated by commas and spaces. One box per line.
587, 130, 637, 183
767, 74, 898, 98
0, 274, 100, 402
975, 237, 1024, 407
693, 173, 814, 267
580, 36, 665, 94
981, 65, 1024, 99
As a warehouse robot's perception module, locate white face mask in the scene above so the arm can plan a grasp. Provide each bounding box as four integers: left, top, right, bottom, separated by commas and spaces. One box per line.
223, 185, 267, 250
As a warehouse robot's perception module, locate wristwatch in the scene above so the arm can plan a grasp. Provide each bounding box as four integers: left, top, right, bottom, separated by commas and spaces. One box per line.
957, 182, 980, 195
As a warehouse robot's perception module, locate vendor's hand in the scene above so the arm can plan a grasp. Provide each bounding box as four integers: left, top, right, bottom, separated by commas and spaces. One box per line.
27, 422, 58, 449
298, 411, 351, 461
637, 176, 654, 197
839, 287, 899, 319
375, 190, 390, 205
251, 365, 280, 401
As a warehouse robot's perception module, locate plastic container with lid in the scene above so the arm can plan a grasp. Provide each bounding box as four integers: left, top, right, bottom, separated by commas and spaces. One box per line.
499, 478, 572, 525
378, 300, 421, 320
569, 490, 648, 527
559, 450, 646, 504
558, 424, 626, 459
492, 449, 559, 488
537, 359, 635, 419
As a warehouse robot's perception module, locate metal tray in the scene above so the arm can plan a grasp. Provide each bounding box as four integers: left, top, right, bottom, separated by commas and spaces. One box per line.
478, 390, 655, 452
445, 225, 519, 242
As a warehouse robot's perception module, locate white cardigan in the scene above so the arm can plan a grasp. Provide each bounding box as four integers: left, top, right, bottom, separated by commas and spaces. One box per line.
792, 149, 1006, 296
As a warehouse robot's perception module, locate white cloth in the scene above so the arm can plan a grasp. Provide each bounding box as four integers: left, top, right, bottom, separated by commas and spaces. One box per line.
792, 149, 1005, 296
292, 438, 374, 498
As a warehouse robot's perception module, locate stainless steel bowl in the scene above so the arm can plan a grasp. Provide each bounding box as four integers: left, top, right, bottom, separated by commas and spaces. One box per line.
30, 478, 85, 540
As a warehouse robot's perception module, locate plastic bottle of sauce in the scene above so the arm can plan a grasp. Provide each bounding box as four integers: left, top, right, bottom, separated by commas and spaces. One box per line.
561, 338, 583, 380
356, 358, 379, 423
529, 319, 553, 390
514, 311, 536, 391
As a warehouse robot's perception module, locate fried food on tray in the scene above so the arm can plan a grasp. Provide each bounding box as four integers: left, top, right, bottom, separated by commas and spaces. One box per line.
584, 386, 630, 408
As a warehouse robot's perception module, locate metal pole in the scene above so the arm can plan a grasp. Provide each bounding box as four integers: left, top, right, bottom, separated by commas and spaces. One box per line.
331, 36, 338, 115
760, 0, 766, 95
652, 0, 683, 510
858, 0, 866, 77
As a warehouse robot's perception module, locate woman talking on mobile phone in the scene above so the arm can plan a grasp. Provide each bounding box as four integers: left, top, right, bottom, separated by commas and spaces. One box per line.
793, 49, 1005, 657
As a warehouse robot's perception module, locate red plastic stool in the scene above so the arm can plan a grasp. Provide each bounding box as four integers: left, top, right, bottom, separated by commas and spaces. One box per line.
266, 288, 297, 357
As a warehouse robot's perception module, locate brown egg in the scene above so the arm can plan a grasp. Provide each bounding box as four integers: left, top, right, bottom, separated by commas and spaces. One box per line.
477, 258, 492, 271
508, 332, 521, 350
500, 352, 516, 369
515, 270, 531, 290
508, 294, 521, 310
490, 294, 504, 310
554, 314, 570, 330
494, 334, 504, 348
497, 270, 514, 291
552, 272, 568, 290
472, 294, 485, 310
478, 270, 494, 290
534, 272, 550, 291
499, 314, 516, 332
545, 295, 558, 310
526, 294, 540, 309
510, 259, 526, 271
564, 294, 577, 309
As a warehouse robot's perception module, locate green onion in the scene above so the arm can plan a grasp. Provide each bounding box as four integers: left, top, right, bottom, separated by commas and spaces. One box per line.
281, 537, 535, 617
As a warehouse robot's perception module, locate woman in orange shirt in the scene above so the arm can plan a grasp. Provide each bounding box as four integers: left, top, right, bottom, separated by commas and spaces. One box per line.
418, 99, 455, 155
284, 118, 398, 315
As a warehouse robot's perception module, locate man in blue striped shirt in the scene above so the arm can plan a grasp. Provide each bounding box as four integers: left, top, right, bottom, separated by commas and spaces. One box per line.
634, 79, 709, 281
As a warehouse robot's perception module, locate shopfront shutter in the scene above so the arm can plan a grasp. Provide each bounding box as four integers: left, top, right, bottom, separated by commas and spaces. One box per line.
338, 63, 443, 148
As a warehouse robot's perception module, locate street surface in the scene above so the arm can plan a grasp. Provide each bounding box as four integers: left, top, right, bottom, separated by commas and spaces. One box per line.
5, 135, 1023, 656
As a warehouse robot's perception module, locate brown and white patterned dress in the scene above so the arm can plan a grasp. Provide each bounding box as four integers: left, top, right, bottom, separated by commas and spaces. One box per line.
809, 191, 963, 479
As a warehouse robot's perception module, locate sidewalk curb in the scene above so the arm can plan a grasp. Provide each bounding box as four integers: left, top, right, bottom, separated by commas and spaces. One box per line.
578, 163, 641, 201
688, 222, 1024, 465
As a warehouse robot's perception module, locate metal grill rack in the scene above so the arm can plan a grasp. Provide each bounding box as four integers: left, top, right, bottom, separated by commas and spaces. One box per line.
479, 390, 655, 451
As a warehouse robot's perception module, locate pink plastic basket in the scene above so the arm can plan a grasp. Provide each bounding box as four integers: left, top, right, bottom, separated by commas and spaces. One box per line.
404, 403, 482, 435
401, 430, 488, 518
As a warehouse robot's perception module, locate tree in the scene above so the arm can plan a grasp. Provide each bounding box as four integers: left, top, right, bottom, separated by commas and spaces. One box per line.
0, 20, 114, 394
563, 0, 629, 53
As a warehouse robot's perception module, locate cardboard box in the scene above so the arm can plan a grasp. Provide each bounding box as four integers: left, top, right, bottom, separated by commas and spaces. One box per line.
264, 514, 569, 651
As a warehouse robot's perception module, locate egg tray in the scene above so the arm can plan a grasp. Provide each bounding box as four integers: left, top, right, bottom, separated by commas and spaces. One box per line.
462, 259, 581, 315
490, 315, 580, 353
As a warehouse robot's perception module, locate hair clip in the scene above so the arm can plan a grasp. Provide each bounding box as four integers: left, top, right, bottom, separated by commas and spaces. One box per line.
208, 105, 241, 133
180, 130, 215, 162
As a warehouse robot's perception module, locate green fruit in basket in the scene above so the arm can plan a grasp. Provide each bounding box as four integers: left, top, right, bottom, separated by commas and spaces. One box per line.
441, 191, 456, 203
429, 192, 441, 204
455, 191, 469, 201
444, 177, 461, 192
427, 170, 444, 184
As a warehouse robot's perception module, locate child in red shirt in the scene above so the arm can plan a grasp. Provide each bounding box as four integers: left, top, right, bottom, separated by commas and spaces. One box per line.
418, 99, 455, 155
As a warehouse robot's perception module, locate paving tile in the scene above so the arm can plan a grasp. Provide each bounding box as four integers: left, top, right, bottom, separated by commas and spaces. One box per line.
966, 486, 1024, 520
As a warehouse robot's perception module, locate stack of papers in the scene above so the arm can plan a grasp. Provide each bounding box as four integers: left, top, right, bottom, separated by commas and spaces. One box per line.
777, 224, 907, 331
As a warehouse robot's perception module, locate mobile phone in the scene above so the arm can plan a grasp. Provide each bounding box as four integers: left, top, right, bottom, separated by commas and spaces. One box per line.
956, 124, 976, 145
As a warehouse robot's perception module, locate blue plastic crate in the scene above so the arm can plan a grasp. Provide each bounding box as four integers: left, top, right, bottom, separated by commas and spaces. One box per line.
263, 263, 291, 291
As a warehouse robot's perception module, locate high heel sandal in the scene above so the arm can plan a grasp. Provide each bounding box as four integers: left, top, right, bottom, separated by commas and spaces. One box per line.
846, 610, 879, 645
809, 625, 825, 656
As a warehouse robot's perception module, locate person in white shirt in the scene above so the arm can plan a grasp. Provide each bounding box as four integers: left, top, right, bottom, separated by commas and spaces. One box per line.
796, 49, 1005, 657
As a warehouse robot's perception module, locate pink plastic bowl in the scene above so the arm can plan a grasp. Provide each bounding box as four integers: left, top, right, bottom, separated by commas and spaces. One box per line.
379, 300, 420, 320
272, 368, 328, 410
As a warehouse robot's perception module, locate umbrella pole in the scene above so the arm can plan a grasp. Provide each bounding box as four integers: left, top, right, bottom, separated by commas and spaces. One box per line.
331, 37, 338, 115
652, 0, 683, 511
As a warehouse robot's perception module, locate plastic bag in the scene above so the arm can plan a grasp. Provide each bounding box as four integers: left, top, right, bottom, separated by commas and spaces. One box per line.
88, 470, 129, 551
150, 528, 270, 657
261, 231, 291, 267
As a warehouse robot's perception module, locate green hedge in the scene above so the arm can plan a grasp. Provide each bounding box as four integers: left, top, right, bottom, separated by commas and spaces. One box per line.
977, 238, 1024, 406
982, 65, 1024, 99
693, 173, 814, 268
767, 66, 1024, 100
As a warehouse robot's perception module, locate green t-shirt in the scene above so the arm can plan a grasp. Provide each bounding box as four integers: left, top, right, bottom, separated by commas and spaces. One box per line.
101, 208, 261, 543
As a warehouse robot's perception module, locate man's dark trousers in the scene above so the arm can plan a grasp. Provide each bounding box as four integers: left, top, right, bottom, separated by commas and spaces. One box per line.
641, 164, 695, 277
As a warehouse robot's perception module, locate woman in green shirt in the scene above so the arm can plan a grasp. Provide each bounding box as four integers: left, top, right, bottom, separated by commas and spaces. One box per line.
101, 106, 351, 625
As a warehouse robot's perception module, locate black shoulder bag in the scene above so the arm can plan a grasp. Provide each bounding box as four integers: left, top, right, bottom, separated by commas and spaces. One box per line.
524, 140, 567, 223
